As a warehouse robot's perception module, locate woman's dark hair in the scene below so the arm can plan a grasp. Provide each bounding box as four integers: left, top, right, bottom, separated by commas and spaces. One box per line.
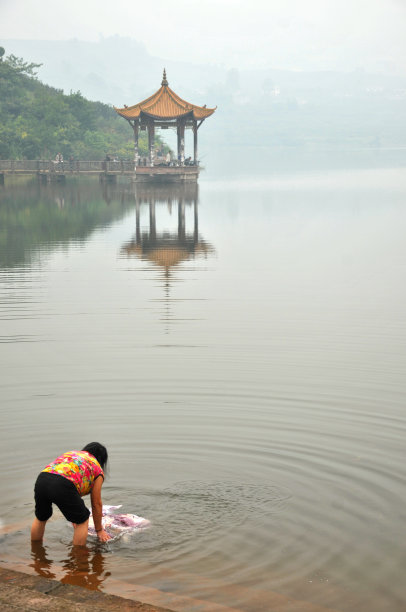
82, 442, 108, 471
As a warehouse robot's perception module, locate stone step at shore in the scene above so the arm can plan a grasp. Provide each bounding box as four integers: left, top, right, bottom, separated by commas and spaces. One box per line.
0, 567, 171, 612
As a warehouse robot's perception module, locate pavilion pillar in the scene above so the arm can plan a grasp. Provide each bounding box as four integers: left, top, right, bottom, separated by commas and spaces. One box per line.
193, 120, 198, 164
177, 120, 185, 165
177, 123, 181, 163
133, 120, 139, 168
148, 122, 155, 166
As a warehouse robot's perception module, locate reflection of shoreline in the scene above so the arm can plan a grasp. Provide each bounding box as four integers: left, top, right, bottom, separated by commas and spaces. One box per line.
0, 180, 136, 269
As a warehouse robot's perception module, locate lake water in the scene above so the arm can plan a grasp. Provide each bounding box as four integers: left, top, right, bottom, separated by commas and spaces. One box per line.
1, 163, 406, 611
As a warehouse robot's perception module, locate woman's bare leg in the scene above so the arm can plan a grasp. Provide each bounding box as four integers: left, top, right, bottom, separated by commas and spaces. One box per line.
31, 518, 47, 541
72, 519, 89, 546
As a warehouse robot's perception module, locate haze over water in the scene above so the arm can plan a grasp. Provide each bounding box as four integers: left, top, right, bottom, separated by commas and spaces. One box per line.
1, 158, 406, 611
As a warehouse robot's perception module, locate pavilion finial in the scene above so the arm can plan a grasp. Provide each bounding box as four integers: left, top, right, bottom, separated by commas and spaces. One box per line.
161, 68, 168, 87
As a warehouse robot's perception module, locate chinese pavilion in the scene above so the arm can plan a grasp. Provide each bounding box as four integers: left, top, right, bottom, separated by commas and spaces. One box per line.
114, 70, 216, 182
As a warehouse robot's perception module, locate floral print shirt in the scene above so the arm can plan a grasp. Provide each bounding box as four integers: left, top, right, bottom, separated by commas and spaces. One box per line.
42, 450, 104, 496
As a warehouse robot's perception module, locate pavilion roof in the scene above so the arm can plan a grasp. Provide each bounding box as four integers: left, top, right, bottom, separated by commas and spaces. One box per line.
114, 70, 216, 121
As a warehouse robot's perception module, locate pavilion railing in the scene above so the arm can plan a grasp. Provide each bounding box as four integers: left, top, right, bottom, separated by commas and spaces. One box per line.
0, 160, 136, 174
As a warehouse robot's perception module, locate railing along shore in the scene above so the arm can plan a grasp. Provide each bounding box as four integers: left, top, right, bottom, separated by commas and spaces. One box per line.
0, 159, 135, 174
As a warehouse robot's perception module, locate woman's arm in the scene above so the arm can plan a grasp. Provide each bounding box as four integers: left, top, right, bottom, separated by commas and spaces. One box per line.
90, 476, 111, 542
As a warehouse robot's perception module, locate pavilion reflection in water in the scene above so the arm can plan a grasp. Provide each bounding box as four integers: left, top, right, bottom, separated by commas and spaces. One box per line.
121, 183, 215, 276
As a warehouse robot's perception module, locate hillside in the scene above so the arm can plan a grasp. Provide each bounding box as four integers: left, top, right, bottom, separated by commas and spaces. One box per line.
0, 50, 169, 160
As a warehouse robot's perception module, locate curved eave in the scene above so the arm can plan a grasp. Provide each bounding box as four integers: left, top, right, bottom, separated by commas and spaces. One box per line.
114, 107, 216, 121
114, 83, 216, 121
193, 107, 216, 120
114, 107, 141, 120
141, 109, 216, 121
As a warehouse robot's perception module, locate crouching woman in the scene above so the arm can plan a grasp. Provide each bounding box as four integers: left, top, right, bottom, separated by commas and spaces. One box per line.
31, 442, 111, 545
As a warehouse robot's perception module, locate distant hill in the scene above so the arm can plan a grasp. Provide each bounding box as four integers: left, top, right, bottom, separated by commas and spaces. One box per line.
0, 37, 225, 105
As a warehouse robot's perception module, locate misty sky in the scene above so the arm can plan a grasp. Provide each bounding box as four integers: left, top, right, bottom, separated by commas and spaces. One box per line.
1, 0, 405, 74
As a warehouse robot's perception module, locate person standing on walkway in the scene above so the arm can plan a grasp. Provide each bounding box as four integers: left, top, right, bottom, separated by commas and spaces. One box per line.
31, 442, 111, 545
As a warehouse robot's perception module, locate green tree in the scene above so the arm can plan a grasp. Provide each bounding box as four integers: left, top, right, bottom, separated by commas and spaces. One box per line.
0, 53, 170, 160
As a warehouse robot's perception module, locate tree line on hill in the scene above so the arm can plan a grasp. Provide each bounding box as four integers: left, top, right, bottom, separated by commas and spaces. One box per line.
0, 48, 169, 161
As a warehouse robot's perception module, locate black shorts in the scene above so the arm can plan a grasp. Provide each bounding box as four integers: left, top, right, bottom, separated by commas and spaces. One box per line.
34, 472, 90, 524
